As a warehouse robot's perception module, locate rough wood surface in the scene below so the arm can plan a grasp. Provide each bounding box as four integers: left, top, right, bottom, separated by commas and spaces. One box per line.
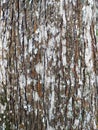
0, 0, 97, 130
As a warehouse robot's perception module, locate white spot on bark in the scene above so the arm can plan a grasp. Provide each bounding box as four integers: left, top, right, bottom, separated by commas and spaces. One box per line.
35, 63, 44, 74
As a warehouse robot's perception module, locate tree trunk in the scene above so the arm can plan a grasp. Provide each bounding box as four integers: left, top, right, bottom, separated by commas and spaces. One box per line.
0, 0, 97, 130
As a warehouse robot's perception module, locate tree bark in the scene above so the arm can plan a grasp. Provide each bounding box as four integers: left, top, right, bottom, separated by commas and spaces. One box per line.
0, 0, 97, 130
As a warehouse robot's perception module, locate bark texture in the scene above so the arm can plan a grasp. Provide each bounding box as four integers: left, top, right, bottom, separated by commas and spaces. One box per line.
0, 0, 97, 130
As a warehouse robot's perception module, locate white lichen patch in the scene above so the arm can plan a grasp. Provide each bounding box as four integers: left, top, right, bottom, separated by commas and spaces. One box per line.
19, 74, 26, 89
35, 62, 44, 75
33, 91, 40, 101
49, 85, 55, 120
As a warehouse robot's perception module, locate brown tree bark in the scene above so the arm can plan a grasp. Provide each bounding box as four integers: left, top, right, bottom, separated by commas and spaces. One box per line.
0, 0, 97, 130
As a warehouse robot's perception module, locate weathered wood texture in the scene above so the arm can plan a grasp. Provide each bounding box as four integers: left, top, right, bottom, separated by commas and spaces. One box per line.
0, 0, 97, 130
